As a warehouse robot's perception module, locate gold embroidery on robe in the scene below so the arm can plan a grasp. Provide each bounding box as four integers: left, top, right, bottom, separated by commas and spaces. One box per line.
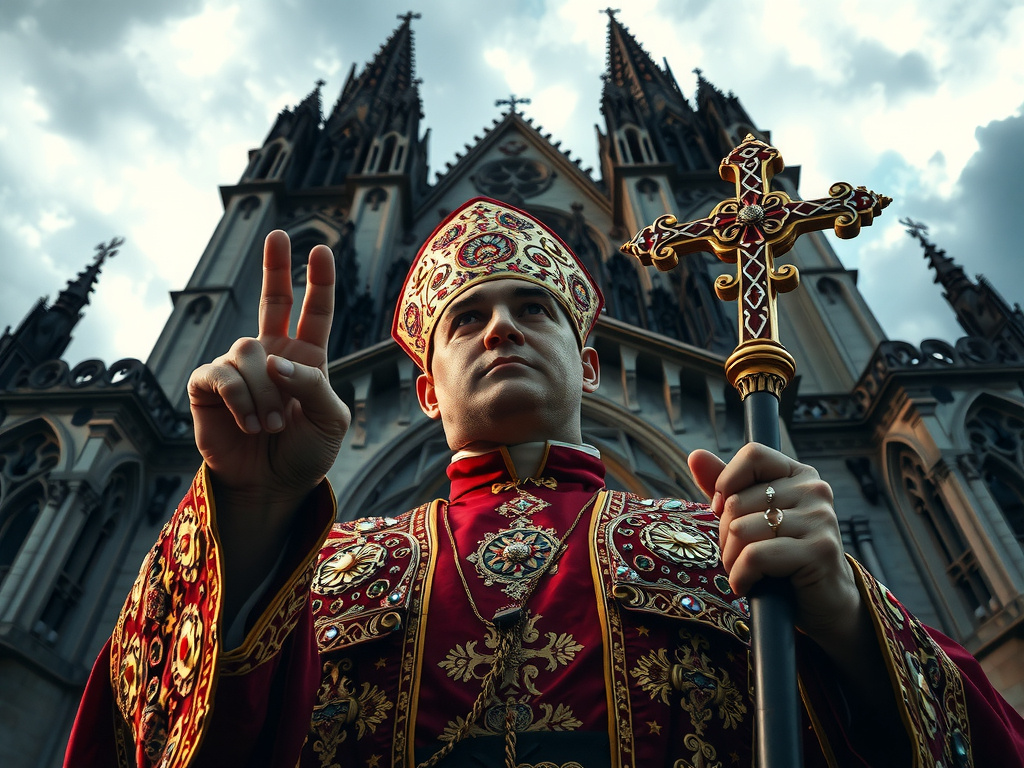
311, 660, 355, 767
438, 613, 584, 737
673, 733, 722, 768
439, 699, 583, 742
631, 646, 673, 705
354, 681, 393, 739
631, 630, 746, 736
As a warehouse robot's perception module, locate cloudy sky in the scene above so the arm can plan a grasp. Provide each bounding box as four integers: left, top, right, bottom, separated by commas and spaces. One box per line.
2, 0, 1022, 373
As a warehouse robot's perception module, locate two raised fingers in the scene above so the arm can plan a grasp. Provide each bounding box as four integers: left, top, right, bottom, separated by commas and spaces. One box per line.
195, 231, 336, 433
259, 230, 335, 354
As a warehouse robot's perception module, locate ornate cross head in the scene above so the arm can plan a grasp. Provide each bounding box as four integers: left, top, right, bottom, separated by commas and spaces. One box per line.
621, 134, 890, 398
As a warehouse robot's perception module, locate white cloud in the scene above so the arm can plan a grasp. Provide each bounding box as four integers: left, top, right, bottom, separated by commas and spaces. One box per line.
483, 47, 536, 94
39, 207, 74, 234
166, 3, 242, 78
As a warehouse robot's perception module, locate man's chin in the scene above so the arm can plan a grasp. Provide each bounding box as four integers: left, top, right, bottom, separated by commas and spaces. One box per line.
446, 387, 575, 446
469, 383, 550, 421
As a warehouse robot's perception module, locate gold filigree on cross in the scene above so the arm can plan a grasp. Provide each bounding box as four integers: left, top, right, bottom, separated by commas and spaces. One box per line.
621, 134, 890, 398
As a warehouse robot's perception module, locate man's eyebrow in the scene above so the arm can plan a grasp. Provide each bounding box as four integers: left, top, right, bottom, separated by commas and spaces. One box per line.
512, 286, 557, 301
442, 293, 480, 322
444, 285, 556, 320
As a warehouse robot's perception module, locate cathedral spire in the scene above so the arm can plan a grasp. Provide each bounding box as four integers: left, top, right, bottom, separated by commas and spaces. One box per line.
903, 218, 973, 296
327, 11, 421, 123
598, 10, 715, 173
296, 79, 325, 123
902, 218, 1024, 349
310, 11, 426, 184
692, 66, 762, 157
692, 66, 717, 101
0, 237, 122, 387
602, 8, 681, 115
53, 237, 123, 320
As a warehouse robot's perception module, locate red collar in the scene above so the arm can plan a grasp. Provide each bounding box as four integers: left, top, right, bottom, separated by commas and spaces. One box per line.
447, 444, 605, 502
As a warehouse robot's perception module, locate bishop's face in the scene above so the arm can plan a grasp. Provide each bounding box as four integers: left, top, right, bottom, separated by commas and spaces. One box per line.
416, 279, 600, 451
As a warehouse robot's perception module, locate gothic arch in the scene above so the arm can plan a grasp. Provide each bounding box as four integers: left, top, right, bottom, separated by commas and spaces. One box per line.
885, 441, 992, 634
0, 420, 62, 586
184, 295, 212, 325
605, 251, 645, 327
816, 276, 843, 305
286, 220, 342, 284
955, 393, 1024, 451
238, 195, 261, 221
581, 395, 700, 500
335, 418, 450, 521
366, 133, 407, 174
636, 177, 660, 202
620, 125, 648, 163
964, 396, 1024, 543
255, 140, 288, 179
36, 462, 141, 647
335, 396, 704, 522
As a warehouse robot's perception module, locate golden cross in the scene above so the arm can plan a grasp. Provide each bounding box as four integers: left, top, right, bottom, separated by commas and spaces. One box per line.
621, 133, 890, 398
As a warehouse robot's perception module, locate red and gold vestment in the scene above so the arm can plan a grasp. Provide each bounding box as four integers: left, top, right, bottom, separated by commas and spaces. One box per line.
65, 445, 1024, 767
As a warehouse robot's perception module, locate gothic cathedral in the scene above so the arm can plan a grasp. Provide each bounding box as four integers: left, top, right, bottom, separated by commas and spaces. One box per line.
2, 13, 1023, 766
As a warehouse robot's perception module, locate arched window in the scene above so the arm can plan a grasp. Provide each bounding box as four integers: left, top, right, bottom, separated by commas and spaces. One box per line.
636, 177, 659, 203
894, 445, 993, 620
184, 295, 212, 325
816, 276, 843, 305
625, 127, 644, 163
967, 403, 1024, 542
0, 422, 61, 585
985, 469, 1024, 541
255, 142, 282, 179
35, 467, 133, 643
379, 135, 397, 172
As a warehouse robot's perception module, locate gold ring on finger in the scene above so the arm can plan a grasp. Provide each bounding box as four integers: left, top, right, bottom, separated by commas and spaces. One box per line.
764, 486, 783, 535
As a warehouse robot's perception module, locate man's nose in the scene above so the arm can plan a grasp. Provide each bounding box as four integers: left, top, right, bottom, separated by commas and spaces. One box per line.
484, 307, 525, 348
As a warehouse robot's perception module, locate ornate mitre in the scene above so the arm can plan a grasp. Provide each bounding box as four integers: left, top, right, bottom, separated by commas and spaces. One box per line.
391, 197, 604, 371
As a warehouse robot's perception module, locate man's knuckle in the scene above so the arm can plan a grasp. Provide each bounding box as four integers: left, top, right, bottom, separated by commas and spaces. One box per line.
233, 336, 263, 356
218, 375, 249, 399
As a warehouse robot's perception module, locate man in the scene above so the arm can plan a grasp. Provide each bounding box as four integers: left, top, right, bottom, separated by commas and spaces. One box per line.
65, 198, 1023, 767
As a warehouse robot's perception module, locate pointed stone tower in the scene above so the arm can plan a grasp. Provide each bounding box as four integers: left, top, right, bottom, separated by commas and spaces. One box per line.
908, 219, 1024, 357
0, 238, 121, 387
146, 14, 429, 409
598, 10, 735, 353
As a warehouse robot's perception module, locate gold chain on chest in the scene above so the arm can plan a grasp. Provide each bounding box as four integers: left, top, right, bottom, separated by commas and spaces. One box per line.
417, 488, 602, 768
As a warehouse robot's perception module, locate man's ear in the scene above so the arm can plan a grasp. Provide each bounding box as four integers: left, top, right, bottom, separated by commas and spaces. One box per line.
581, 346, 600, 393
416, 373, 442, 419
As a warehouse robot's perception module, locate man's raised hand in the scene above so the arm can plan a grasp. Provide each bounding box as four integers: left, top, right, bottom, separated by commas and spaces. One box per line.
187, 230, 351, 509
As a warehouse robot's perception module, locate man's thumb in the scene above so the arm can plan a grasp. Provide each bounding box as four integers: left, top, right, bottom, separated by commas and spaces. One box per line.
687, 449, 726, 501
268, 355, 350, 427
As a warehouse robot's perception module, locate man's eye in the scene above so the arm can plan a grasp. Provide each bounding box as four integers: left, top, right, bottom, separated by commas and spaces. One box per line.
454, 311, 479, 327
522, 303, 548, 316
